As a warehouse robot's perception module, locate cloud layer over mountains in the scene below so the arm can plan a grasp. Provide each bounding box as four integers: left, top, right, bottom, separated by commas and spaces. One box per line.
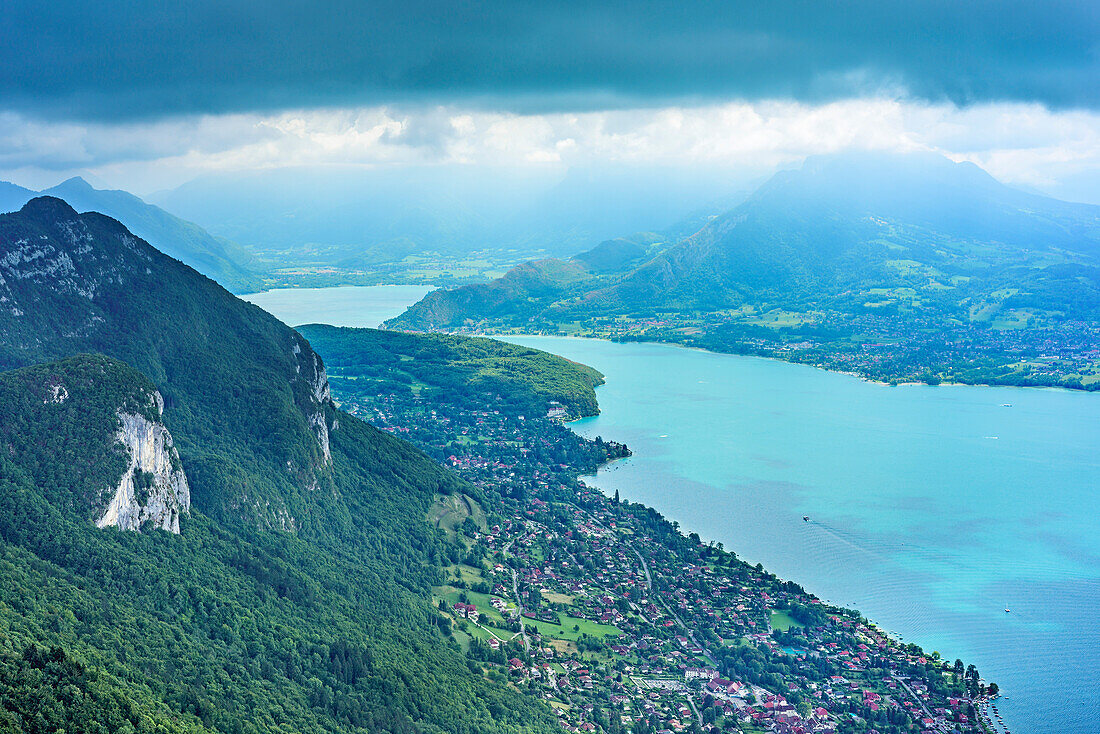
4, 0, 1098, 120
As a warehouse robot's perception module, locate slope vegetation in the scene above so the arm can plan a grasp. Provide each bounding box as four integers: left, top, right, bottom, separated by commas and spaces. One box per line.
298, 325, 605, 419
0, 198, 556, 734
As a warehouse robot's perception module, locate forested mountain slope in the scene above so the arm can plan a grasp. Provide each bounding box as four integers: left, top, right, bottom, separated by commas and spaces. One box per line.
0, 197, 556, 734
298, 325, 605, 419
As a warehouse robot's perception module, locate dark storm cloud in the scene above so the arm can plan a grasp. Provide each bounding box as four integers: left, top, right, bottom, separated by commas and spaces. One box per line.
2, 0, 1098, 120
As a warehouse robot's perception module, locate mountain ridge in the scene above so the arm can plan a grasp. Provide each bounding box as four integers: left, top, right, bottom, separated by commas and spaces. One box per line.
0, 177, 266, 293
386, 152, 1100, 388
0, 195, 559, 733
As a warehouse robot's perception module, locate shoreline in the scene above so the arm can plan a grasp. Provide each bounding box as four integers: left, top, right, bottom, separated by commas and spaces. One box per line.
494, 330, 1093, 396
566, 424, 1004, 734
542, 335, 1009, 733
241, 282, 438, 296
251, 287, 1035, 731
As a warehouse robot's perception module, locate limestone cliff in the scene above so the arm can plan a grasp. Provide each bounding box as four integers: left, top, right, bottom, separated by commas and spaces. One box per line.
0, 199, 343, 530
97, 392, 190, 533
292, 335, 335, 466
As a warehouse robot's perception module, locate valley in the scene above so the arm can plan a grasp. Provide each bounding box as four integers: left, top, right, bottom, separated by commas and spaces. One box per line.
272, 285, 1100, 734
3, 152, 1099, 734
4, 3, 1098, 734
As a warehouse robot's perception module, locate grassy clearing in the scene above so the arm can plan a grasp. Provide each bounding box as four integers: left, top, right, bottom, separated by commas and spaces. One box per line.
546, 639, 578, 655
464, 621, 517, 643
529, 614, 621, 641
749, 309, 813, 328
451, 628, 474, 651
427, 492, 486, 533
770, 610, 803, 632
448, 563, 488, 585
991, 309, 1032, 330
541, 591, 575, 605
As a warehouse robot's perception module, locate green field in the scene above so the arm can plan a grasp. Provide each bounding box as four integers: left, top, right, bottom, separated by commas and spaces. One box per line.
449, 563, 489, 585
770, 610, 804, 632
528, 614, 621, 641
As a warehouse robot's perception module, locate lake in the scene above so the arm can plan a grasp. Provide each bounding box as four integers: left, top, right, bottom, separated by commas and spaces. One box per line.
504, 336, 1099, 734
249, 286, 1100, 734
242, 285, 434, 328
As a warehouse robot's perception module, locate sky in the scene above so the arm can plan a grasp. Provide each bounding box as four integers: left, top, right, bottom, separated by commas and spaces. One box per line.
2, 0, 1099, 202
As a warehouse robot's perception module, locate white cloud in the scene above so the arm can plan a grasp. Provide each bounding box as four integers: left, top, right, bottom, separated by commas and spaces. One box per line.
1, 99, 1098, 202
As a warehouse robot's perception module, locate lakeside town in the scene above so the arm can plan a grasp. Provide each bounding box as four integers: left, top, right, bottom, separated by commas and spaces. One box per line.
322, 348, 1002, 734
441, 310, 1100, 392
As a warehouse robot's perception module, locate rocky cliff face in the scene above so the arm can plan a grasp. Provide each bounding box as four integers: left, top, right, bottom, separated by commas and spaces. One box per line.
292, 335, 335, 466
0, 199, 157, 363
0, 354, 194, 534
97, 392, 190, 533
0, 199, 343, 530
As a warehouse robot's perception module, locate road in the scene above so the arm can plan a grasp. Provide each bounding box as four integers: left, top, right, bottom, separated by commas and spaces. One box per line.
510, 568, 531, 654
630, 545, 717, 667
502, 536, 532, 654
685, 694, 704, 727
631, 546, 653, 590
891, 674, 950, 733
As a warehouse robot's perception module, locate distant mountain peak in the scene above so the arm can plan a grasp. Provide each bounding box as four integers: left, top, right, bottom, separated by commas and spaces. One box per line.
771, 150, 1000, 195
56, 175, 95, 189
389, 148, 1100, 339
13, 180, 267, 293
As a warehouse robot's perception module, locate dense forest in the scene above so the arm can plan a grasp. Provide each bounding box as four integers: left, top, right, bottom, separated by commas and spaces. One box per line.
298, 325, 605, 420
0, 199, 559, 734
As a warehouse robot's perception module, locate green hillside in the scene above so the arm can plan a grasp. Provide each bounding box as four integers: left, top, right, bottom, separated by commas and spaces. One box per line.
0, 199, 557, 734
298, 325, 605, 419
0, 355, 165, 526
386, 153, 1100, 388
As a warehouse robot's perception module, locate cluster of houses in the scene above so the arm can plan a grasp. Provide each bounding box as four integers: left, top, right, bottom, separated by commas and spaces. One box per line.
336, 360, 994, 734
451, 602, 480, 623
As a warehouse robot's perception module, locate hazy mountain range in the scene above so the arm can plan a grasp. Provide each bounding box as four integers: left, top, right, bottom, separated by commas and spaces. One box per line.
151, 164, 751, 262
2, 164, 754, 294
0, 177, 266, 293
390, 152, 1100, 323
386, 152, 1100, 387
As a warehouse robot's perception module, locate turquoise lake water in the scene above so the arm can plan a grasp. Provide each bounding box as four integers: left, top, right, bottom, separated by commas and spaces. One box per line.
242, 285, 434, 328
245, 286, 1100, 733
504, 336, 1100, 734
